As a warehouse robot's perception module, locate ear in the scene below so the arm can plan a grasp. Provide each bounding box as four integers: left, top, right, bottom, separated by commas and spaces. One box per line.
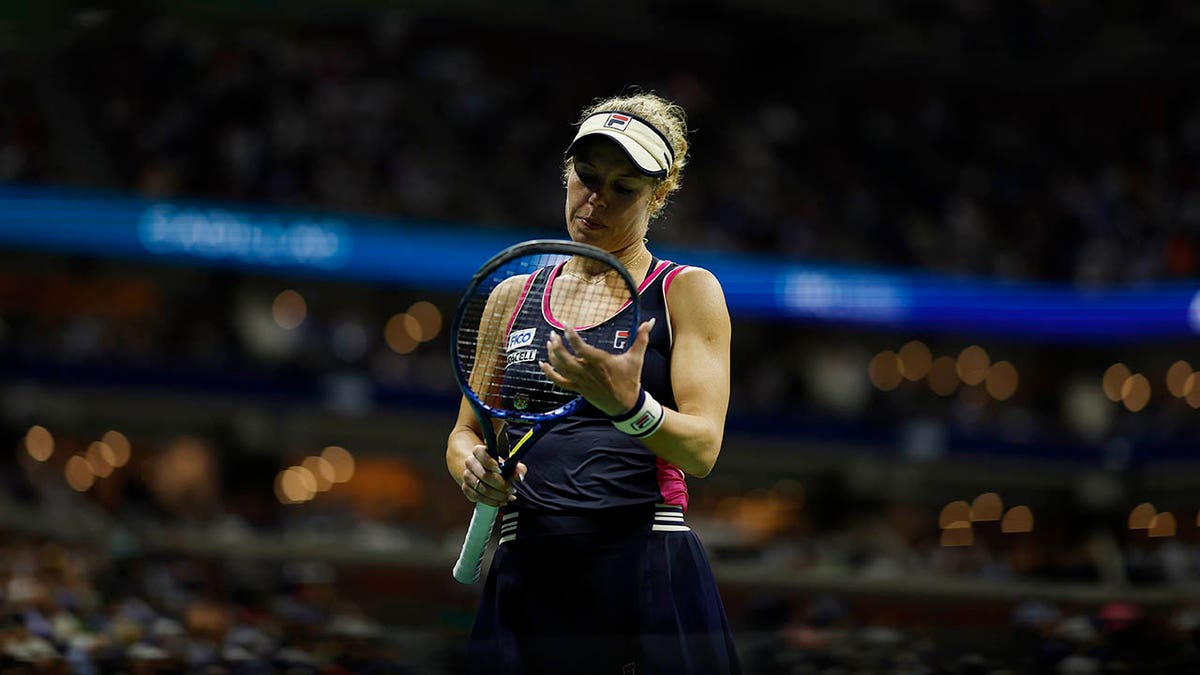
648, 181, 669, 214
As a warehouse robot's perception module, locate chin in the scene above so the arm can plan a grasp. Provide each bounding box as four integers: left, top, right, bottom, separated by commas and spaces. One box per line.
567, 225, 599, 243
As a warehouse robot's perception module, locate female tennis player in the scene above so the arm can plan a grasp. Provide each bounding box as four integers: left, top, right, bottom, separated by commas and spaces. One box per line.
445, 91, 739, 675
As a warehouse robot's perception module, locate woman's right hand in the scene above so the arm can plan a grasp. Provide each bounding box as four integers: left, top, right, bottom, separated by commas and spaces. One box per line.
460, 444, 527, 508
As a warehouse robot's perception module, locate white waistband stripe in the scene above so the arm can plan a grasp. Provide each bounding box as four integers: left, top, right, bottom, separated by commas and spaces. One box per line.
496, 508, 689, 544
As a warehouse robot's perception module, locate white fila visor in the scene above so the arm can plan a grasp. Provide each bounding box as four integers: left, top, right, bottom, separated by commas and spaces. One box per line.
565, 111, 674, 177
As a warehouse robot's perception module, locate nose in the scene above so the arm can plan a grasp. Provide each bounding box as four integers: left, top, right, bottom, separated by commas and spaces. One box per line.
587, 188, 606, 208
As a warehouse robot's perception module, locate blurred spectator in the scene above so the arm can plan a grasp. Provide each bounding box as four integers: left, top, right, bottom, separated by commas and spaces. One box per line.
32, 6, 1200, 286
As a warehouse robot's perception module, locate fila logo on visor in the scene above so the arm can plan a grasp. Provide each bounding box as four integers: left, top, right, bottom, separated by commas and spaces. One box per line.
507, 327, 536, 352
605, 113, 631, 131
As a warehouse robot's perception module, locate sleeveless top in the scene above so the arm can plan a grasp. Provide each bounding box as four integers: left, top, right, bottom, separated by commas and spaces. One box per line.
502, 257, 691, 512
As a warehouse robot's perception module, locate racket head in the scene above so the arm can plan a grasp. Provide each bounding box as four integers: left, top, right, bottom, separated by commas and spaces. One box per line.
450, 239, 641, 424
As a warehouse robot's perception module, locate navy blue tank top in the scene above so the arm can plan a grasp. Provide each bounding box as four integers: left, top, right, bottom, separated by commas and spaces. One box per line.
503, 258, 691, 512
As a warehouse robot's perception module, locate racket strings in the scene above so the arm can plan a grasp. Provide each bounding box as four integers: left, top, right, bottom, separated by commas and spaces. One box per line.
456, 252, 635, 415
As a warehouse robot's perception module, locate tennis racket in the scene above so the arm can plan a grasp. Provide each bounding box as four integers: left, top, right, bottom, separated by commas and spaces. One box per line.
450, 239, 641, 584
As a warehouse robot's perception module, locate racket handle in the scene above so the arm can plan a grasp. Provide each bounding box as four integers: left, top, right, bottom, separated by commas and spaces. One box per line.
452, 502, 500, 584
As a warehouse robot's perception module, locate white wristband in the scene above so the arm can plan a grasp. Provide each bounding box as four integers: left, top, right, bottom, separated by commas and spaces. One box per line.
611, 389, 665, 438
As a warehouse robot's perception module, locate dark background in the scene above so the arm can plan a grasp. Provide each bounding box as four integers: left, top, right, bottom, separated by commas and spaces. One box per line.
2, 1, 1200, 672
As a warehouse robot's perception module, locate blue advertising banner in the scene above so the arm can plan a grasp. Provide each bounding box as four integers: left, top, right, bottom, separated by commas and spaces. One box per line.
1, 185, 1197, 341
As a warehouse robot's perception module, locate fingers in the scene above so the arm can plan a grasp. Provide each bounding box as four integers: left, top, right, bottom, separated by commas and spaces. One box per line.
545, 332, 578, 374
631, 317, 656, 356
539, 360, 577, 391
543, 332, 584, 392
462, 444, 517, 507
562, 327, 603, 361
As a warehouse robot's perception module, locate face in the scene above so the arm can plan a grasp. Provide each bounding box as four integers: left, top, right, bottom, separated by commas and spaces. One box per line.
564, 138, 661, 251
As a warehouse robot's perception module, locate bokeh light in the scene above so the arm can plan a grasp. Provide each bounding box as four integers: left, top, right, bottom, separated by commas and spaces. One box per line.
1129, 502, 1156, 529
986, 361, 1019, 401
65, 455, 95, 492
939, 500, 971, 527
940, 521, 973, 547
1102, 363, 1131, 402
1001, 506, 1034, 533
321, 446, 355, 483
956, 345, 991, 386
928, 355, 960, 397
868, 350, 903, 391
277, 468, 313, 503
971, 493, 1003, 522
102, 430, 132, 467
302, 456, 335, 492
1167, 360, 1193, 398
407, 301, 443, 342
898, 340, 932, 381
291, 466, 317, 495
385, 314, 419, 354
1185, 374, 1200, 409
1149, 512, 1176, 538
85, 441, 116, 478
1120, 373, 1151, 412
24, 425, 54, 462
147, 437, 218, 514
272, 290, 307, 330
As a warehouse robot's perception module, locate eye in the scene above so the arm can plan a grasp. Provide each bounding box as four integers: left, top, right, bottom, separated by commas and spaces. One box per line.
575, 167, 600, 188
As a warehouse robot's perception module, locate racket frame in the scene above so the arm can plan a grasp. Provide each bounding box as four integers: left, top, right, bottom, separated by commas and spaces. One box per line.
449, 239, 640, 583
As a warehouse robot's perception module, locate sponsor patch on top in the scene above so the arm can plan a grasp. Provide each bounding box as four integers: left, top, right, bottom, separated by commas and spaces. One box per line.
507, 327, 537, 352
506, 349, 538, 369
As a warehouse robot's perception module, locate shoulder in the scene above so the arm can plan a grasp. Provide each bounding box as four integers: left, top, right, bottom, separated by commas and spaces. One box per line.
484, 273, 535, 313
663, 264, 730, 331
494, 273, 532, 293
664, 265, 726, 306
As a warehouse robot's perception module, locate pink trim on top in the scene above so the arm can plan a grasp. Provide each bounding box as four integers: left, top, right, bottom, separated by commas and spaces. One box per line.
661, 264, 689, 348
656, 457, 689, 511
662, 264, 690, 295
504, 268, 543, 336
542, 259, 673, 330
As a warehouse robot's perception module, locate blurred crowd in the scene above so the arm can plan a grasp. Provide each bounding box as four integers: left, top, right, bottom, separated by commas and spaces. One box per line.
7, 244, 1200, 462
4, 4, 1188, 285
4, 478, 1200, 674
738, 592, 1200, 674
7, 527, 1200, 675
4, 3, 1200, 672
3, 4, 1199, 453
0, 536, 424, 674
0, 57, 51, 186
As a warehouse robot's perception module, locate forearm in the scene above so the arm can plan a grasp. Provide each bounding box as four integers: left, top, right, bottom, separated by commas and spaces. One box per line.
446, 425, 482, 486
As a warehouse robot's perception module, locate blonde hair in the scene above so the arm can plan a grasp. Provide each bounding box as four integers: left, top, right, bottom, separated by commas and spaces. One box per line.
565, 91, 690, 220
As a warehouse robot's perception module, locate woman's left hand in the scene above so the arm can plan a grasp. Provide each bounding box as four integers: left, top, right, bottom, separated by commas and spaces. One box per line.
541, 318, 656, 416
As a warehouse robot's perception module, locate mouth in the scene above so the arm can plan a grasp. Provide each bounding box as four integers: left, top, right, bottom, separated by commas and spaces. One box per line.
578, 216, 605, 230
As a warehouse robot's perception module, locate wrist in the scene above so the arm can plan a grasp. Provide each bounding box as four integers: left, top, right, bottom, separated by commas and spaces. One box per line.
610, 388, 665, 438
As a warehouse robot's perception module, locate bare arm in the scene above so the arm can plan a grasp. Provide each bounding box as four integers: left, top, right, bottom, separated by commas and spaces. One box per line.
446, 275, 529, 507
542, 266, 731, 477
641, 267, 730, 477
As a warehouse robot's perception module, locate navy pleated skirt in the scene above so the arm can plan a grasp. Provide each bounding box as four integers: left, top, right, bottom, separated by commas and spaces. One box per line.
466, 504, 741, 675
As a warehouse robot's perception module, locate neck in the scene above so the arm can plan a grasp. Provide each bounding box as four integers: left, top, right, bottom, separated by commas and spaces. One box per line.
565, 241, 651, 282
611, 242, 651, 275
